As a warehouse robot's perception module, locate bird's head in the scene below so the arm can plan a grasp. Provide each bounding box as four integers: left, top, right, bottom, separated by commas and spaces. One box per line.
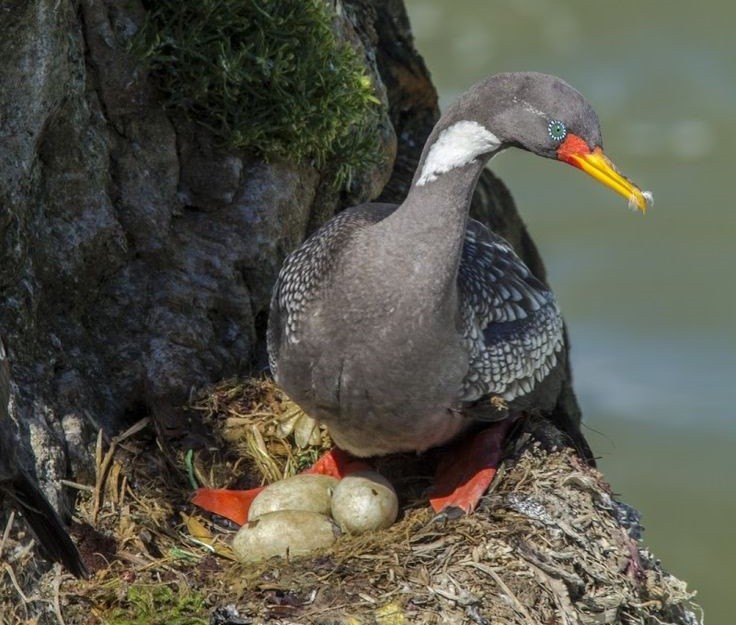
433, 71, 652, 212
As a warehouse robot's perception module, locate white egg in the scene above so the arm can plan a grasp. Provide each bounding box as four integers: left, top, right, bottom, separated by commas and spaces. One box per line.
248, 473, 339, 521
293, 414, 323, 448
232, 510, 340, 562
331, 471, 399, 534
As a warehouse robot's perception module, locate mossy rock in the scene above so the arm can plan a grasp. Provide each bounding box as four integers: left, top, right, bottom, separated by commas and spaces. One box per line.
131, 0, 383, 188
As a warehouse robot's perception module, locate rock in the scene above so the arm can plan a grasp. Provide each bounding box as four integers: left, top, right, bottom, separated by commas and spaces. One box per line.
0, 0, 583, 544
0, 1, 320, 477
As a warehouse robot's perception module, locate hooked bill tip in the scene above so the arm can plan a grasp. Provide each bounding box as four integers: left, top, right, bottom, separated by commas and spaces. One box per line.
628, 190, 654, 213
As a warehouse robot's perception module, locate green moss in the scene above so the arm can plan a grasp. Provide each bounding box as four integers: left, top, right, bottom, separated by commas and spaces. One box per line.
107, 584, 208, 625
132, 0, 382, 188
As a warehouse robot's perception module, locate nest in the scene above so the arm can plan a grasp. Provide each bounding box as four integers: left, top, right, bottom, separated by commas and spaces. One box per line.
0, 378, 702, 625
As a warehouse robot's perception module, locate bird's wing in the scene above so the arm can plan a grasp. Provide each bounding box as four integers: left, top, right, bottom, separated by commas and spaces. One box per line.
268, 203, 397, 377
457, 219, 565, 405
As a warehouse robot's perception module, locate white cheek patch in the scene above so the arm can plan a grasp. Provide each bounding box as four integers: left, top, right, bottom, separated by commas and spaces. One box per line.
416, 120, 501, 186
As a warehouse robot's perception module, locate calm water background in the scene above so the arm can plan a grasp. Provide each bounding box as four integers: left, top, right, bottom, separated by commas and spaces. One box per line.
404, 1, 735, 621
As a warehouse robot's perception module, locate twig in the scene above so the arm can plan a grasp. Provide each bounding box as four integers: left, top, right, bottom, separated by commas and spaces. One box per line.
94, 418, 151, 521
1, 509, 14, 555
461, 560, 542, 624
59, 479, 95, 493
93, 429, 104, 521
1, 561, 30, 609
52, 571, 67, 625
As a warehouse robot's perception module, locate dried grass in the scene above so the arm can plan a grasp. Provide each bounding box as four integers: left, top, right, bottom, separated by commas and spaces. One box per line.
0, 377, 703, 625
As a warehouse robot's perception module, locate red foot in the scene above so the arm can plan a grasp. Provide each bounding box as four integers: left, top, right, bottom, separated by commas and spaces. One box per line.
191, 487, 263, 526
191, 448, 370, 526
303, 447, 371, 477
429, 420, 515, 514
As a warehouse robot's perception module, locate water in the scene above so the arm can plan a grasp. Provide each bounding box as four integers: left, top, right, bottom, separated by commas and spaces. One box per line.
404, 0, 735, 621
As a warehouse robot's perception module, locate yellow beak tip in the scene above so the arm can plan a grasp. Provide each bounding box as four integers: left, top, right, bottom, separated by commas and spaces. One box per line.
568, 148, 652, 215
630, 190, 654, 213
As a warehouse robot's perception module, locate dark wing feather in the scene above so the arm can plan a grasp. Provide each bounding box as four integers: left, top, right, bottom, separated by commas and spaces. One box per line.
0, 339, 88, 578
458, 219, 564, 404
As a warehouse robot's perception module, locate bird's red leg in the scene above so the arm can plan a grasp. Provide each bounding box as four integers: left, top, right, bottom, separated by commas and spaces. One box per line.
429, 419, 517, 515
191, 448, 370, 525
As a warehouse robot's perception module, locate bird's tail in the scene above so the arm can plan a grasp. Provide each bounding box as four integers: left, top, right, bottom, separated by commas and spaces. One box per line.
1, 338, 88, 578
7, 472, 89, 578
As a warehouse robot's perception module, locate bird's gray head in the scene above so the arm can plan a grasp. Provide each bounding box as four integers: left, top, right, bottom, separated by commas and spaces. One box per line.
417, 71, 651, 211
476, 72, 601, 158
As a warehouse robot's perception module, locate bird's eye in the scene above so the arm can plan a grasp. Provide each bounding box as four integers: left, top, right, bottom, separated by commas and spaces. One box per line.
547, 120, 567, 142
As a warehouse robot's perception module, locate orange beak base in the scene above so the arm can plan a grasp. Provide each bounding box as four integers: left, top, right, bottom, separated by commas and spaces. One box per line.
557, 134, 652, 213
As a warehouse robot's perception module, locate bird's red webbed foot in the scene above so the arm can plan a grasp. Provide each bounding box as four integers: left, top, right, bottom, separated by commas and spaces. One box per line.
191, 448, 370, 525
305, 447, 371, 477
429, 418, 517, 515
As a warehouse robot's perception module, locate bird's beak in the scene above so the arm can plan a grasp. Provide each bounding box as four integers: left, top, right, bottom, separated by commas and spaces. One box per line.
557, 134, 652, 213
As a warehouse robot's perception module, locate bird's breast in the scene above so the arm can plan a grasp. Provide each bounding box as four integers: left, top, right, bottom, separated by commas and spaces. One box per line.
273, 306, 470, 456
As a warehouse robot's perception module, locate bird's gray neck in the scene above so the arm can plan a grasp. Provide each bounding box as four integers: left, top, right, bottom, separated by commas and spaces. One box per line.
367, 120, 502, 307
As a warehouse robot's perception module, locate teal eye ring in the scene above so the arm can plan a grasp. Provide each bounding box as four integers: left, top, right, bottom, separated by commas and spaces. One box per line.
548, 120, 567, 142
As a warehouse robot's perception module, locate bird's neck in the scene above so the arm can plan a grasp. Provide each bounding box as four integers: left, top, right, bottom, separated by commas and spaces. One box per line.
369, 120, 502, 305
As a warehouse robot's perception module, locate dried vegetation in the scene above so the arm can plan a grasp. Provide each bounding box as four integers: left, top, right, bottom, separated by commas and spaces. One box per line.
1, 378, 702, 624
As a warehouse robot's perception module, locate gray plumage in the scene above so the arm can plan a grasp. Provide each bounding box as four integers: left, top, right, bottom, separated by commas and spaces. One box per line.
268, 72, 596, 458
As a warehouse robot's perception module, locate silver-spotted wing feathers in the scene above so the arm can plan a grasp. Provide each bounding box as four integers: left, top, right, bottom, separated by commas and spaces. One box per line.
267, 204, 396, 377
458, 219, 564, 404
